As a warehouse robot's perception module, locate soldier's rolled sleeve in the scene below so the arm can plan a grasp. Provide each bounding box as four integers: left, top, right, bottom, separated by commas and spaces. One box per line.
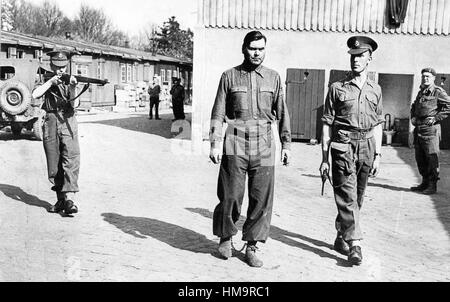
321, 87, 335, 126
275, 74, 291, 150
435, 90, 450, 122
209, 73, 228, 148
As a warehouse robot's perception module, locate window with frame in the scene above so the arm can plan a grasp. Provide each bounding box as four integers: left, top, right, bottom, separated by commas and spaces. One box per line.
132, 64, 137, 82
121, 64, 127, 82
161, 69, 166, 82
76, 64, 88, 76
126, 64, 132, 83
97, 62, 103, 79
167, 70, 172, 82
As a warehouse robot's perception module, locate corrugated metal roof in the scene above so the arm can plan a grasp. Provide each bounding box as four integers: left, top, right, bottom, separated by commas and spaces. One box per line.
0, 30, 192, 64
199, 0, 450, 35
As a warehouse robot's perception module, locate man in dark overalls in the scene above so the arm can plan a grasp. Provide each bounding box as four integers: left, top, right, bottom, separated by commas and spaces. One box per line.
320, 36, 383, 266
209, 31, 291, 267
32, 50, 80, 215
410, 68, 450, 195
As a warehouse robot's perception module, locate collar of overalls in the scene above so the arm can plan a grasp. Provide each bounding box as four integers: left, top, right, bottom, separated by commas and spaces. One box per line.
240, 62, 265, 78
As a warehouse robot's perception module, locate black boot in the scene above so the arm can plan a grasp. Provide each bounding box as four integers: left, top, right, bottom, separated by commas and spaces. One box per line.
422, 181, 437, 195
411, 179, 429, 192
64, 199, 78, 215
48, 199, 65, 213
334, 235, 350, 256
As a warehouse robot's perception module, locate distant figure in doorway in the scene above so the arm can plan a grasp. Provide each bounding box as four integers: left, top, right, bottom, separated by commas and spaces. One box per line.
170, 77, 185, 121
148, 77, 161, 120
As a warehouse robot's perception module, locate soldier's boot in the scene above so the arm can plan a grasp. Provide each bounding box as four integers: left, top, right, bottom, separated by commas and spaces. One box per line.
64, 192, 78, 215
422, 181, 437, 195
48, 191, 66, 213
245, 242, 263, 268
410, 179, 429, 192
218, 237, 232, 259
348, 241, 363, 266
48, 199, 66, 213
333, 235, 350, 256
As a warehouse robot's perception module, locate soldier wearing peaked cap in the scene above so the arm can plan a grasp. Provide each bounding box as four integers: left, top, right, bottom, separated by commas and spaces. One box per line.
32, 50, 80, 216
320, 36, 383, 266
410, 67, 450, 195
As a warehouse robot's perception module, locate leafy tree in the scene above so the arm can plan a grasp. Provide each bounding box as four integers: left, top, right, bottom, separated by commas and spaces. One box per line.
155, 16, 193, 60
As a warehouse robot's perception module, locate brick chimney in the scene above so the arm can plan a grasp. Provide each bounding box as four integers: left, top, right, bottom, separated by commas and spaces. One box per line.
65, 32, 72, 40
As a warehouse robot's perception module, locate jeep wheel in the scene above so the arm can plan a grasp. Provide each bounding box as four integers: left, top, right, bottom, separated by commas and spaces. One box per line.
33, 110, 46, 141
11, 123, 22, 136
0, 80, 31, 116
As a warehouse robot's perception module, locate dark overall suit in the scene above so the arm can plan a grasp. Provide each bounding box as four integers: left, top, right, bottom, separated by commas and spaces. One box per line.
36, 81, 80, 199
170, 83, 185, 120
411, 85, 450, 186
210, 63, 291, 242
322, 75, 383, 242
148, 84, 161, 119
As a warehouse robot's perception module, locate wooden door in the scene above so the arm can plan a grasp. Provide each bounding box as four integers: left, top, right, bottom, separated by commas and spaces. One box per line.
286, 69, 325, 141
437, 73, 450, 149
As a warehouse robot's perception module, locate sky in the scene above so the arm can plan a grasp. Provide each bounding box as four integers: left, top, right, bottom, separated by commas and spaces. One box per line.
26, 0, 198, 36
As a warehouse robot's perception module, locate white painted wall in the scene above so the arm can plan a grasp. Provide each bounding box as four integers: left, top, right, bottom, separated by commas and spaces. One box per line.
192, 27, 450, 145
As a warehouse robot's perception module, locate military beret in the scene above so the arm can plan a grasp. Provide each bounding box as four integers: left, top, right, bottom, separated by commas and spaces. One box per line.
421, 67, 436, 76
347, 36, 378, 55
46, 50, 71, 67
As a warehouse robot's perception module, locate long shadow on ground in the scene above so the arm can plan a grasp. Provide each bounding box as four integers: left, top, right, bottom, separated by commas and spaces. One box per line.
392, 146, 450, 239
101, 213, 221, 258
185, 207, 352, 267
0, 183, 52, 211
79, 113, 191, 140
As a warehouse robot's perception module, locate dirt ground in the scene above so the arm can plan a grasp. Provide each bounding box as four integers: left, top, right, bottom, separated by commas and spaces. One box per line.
0, 108, 449, 282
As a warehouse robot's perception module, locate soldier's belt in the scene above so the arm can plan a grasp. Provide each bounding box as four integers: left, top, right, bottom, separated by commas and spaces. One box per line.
334, 128, 374, 141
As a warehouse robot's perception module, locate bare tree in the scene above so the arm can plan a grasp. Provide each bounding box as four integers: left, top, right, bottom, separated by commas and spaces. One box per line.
73, 4, 126, 46
130, 22, 159, 53
39, 0, 64, 36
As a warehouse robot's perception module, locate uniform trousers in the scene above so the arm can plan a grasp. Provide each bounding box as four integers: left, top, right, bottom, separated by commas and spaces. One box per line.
43, 111, 80, 196
414, 124, 440, 182
331, 134, 375, 242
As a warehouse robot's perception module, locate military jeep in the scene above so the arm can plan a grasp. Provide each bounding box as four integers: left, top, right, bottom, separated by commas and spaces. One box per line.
0, 58, 46, 140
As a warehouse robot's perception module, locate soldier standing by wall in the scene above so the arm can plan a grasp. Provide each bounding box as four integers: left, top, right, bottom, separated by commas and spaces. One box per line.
320, 36, 383, 266
209, 31, 291, 268
32, 50, 80, 216
410, 68, 450, 195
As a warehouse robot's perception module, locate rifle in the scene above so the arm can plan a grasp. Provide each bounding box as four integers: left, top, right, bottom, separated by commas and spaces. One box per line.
42, 72, 109, 86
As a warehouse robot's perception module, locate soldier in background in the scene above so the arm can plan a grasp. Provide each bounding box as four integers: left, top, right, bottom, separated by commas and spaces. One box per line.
410, 68, 450, 195
32, 50, 80, 216
170, 77, 185, 121
148, 76, 161, 120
